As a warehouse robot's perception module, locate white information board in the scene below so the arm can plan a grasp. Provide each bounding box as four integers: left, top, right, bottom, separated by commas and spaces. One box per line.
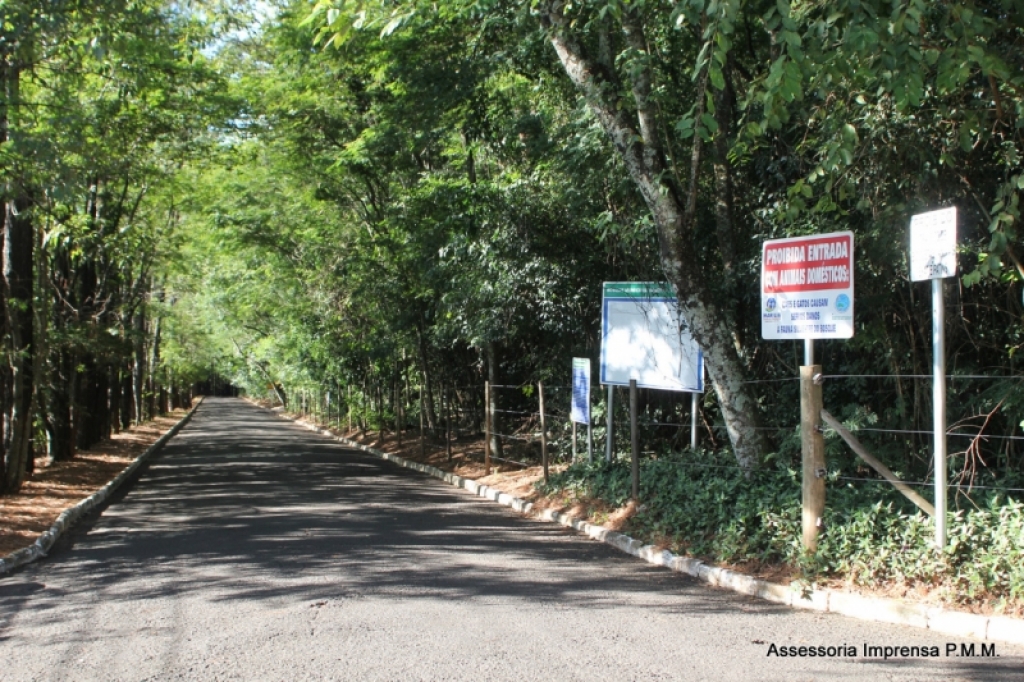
910, 207, 957, 281
571, 358, 590, 425
761, 231, 855, 340
599, 282, 704, 392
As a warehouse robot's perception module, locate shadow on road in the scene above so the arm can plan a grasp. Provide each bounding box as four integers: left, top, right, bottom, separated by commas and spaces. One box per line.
1, 398, 1021, 680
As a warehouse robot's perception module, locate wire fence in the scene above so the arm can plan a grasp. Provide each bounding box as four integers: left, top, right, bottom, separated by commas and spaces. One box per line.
276, 367, 1024, 496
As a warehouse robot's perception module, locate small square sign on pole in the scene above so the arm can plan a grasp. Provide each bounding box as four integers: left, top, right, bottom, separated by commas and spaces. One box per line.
910, 207, 957, 281
571, 358, 591, 425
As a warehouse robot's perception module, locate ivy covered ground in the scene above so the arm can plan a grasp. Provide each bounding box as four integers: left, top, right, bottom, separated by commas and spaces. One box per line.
537, 449, 1024, 616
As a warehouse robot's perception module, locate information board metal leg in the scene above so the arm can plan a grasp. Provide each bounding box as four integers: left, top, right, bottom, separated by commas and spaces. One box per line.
690, 391, 698, 450
484, 381, 491, 476
630, 379, 639, 500
606, 385, 613, 462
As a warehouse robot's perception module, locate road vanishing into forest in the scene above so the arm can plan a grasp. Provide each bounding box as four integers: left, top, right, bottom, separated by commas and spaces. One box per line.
1, 397, 1022, 681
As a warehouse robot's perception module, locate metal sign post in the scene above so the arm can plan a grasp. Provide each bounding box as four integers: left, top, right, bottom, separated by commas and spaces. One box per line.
932, 277, 947, 548
910, 206, 957, 549
690, 392, 698, 450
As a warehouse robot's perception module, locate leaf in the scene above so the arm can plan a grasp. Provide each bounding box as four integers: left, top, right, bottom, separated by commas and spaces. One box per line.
710, 66, 725, 91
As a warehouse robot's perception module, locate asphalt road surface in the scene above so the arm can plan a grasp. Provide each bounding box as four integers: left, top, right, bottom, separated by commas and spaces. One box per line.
1, 397, 1022, 681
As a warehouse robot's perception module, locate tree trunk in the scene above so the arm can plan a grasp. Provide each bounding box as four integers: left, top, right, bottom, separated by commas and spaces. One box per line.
133, 307, 146, 423
2, 192, 35, 491
48, 351, 76, 461
120, 365, 132, 430
486, 342, 502, 458
538, 4, 764, 468
109, 363, 121, 433
0, 165, 6, 485
414, 322, 438, 431
1, 57, 37, 491
148, 291, 163, 418
75, 355, 97, 450
711, 67, 747, 355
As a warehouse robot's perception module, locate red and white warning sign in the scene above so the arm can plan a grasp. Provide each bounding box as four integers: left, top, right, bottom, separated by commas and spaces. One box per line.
761, 231, 854, 340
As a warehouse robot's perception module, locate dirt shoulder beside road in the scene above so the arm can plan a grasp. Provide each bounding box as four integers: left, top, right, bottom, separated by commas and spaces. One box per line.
0, 411, 188, 557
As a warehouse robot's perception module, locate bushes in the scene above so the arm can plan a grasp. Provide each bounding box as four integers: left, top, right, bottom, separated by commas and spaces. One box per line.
537, 451, 1024, 608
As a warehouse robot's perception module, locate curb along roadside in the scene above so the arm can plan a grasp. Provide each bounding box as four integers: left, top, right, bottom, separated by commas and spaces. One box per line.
0, 397, 205, 576
267, 406, 1024, 648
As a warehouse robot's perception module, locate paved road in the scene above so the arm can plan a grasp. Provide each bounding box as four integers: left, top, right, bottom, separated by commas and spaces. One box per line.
1, 397, 1021, 681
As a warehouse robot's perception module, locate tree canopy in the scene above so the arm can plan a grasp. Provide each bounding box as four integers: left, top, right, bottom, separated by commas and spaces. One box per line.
4, 0, 1024, 493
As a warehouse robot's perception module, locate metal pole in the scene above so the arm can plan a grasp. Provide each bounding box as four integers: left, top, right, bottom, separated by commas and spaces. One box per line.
572, 421, 577, 462
690, 392, 698, 450
933, 278, 947, 548
484, 381, 491, 475
804, 338, 814, 366
539, 382, 548, 482
629, 379, 639, 500
605, 385, 614, 462
587, 421, 593, 462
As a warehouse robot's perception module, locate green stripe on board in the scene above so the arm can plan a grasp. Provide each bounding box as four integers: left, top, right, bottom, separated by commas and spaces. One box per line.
602, 281, 675, 299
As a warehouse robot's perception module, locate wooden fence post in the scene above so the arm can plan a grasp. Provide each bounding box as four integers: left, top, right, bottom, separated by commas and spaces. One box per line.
484, 381, 491, 475
419, 384, 426, 456
395, 370, 402, 449
572, 421, 577, 462
801, 365, 826, 552
539, 381, 548, 483
445, 386, 452, 461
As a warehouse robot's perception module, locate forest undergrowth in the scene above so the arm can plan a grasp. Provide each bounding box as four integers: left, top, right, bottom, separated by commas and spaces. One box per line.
537, 449, 1024, 617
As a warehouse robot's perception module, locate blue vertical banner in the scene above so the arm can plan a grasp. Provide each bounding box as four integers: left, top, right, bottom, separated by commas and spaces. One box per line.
571, 358, 591, 425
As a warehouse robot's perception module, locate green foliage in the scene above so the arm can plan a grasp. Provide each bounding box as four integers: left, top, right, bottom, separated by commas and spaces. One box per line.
539, 452, 1024, 605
